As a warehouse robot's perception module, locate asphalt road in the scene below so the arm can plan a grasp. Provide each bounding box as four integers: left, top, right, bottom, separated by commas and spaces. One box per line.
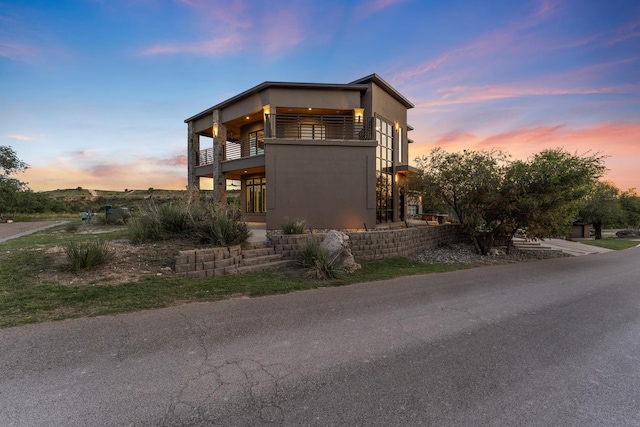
1, 248, 639, 426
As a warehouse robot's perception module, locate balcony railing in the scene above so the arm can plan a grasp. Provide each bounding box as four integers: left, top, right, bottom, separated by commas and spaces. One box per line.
266, 114, 373, 141
197, 114, 373, 166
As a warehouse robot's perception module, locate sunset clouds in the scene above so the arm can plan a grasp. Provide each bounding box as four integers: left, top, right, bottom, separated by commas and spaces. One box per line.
1, 0, 639, 193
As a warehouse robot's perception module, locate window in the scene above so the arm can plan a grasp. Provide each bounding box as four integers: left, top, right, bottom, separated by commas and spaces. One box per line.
249, 130, 264, 156
398, 128, 403, 163
375, 116, 394, 223
246, 177, 266, 213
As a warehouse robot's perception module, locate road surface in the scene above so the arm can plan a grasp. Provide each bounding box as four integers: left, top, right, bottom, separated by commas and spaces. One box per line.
1, 247, 639, 426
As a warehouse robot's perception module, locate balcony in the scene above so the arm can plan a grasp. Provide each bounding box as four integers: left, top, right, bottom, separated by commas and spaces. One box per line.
197, 114, 373, 166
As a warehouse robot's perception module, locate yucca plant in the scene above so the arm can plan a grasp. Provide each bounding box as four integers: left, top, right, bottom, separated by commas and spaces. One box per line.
197, 209, 250, 246
64, 239, 114, 273
296, 238, 343, 280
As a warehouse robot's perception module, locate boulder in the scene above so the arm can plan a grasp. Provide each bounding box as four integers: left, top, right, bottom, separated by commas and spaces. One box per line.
320, 230, 361, 273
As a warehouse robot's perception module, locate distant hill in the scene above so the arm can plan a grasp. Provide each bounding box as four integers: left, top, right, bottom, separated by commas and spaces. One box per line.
39, 188, 237, 212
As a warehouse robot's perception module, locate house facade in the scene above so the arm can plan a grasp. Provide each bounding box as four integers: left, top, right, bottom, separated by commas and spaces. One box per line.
185, 74, 415, 230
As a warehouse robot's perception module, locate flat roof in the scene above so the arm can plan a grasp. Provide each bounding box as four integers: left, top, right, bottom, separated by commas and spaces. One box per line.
185, 81, 370, 123
185, 73, 414, 123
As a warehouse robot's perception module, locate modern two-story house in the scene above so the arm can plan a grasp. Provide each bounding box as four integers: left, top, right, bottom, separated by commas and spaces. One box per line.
185, 74, 415, 230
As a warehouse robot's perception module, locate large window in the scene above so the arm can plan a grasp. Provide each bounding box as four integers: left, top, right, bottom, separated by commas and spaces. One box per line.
246, 177, 266, 213
376, 117, 394, 223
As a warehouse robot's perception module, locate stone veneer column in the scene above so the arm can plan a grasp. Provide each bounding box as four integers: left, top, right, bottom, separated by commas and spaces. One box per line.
212, 110, 227, 210
187, 121, 200, 194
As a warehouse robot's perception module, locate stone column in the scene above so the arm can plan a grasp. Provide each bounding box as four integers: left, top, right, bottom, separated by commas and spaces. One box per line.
212, 110, 227, 210
187, 121, 200, 196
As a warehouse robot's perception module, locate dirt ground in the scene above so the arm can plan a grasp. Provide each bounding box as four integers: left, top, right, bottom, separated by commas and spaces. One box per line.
1, 221, 188, 286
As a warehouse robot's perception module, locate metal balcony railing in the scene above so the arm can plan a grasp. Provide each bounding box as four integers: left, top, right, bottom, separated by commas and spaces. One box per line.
265, 114, 373, 141
197, 114, 373, 166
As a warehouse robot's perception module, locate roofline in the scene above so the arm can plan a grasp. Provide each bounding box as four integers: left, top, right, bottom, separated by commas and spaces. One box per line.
349, 73, 414, 109
184, 81, 371, 123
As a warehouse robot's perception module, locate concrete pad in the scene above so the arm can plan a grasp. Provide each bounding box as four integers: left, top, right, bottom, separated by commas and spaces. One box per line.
539, 238, 613, 256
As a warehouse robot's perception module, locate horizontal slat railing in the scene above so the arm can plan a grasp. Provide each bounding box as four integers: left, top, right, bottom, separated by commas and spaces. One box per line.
198, 114, 373, 166
266, 114, 373, 141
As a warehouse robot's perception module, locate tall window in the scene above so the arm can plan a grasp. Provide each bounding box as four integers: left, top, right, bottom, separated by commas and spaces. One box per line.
375, 116, 394, 223
397, 127, 403, 163
246, 177, 266, 213
249, 130, 264, 156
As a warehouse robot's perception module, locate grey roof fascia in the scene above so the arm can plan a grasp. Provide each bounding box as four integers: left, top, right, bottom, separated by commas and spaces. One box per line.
349, 73, 414, 109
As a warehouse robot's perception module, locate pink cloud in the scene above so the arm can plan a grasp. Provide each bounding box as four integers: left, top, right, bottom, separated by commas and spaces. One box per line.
4, 134, 33, 141
0, 39, 39, 60
23, 160, 187, 192
141, 0, 308, 56
608, 19, 640, 45
140, 34, 244, 56
262, 10, 303, 53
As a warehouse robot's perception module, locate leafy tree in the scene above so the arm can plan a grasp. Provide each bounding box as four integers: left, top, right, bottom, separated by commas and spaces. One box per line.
414, 148, 510, 254
578, 181, 622, 239
619, 189, 640, 229
414, 148, 606, 255
0, 146, 30, 215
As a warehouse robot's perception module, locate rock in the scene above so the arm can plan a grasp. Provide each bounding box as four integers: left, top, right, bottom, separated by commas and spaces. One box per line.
616, 229, 640, 238
320, 230, 361, 273
489, 248, 505, 256
320, 230, 349, 255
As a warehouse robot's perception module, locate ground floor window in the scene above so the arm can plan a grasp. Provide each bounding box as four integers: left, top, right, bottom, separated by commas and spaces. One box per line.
246, 177, 266, 213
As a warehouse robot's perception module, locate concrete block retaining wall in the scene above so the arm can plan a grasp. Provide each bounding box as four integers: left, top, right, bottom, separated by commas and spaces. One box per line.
174, 224, 464, 277
270, 224, 464, 260
174, 245, 244, 278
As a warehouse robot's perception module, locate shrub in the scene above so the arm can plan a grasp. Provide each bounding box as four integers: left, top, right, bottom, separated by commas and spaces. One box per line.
65, 222, 79, 233
296, 238, 343, 280
197, 209, 250, 246
64, 239, 114, 273
156, 203, 189, 233
281, 217, 307, 234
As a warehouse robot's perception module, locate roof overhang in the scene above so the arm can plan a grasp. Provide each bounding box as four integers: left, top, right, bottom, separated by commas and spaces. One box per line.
185, 81, 370, 123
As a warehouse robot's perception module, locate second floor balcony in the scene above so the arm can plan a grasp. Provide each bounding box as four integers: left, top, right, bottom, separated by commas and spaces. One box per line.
198, 114, 374, 166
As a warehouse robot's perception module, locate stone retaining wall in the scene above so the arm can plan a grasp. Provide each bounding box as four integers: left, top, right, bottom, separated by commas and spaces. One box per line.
174, 224, 464, 277
270, 224, 464, 260
174, 245, 244, 278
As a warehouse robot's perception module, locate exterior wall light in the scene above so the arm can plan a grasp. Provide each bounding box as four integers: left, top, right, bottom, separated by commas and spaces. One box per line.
354, 108, 364, 123
213, 123, 219, 138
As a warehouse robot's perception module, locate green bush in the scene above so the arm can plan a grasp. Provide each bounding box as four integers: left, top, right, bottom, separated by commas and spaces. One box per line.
197, 209, 250, 246
156, 203, 189, 233
64, 239, 114, 273
281, 217, 307, 234
296, 238, 342, 280
65, 222, 79, 233
127, 201, 249, 247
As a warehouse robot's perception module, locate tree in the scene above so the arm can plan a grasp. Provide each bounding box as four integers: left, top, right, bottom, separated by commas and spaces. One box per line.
0, 146, 30, 215
414, 148, 511, 255
578, 182, 622, 239
619, 189, 640, 229
413, 148, 606, 255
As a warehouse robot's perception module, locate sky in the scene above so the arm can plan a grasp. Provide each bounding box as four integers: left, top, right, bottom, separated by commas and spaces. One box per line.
1, 0, 639, 193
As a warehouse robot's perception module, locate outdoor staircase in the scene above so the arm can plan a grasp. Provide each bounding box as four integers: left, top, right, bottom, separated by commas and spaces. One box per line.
511, 238, 564, 254
234, 241, 295, 275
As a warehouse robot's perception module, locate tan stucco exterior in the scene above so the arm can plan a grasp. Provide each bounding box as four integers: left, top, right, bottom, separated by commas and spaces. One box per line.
185, 74, 414, 230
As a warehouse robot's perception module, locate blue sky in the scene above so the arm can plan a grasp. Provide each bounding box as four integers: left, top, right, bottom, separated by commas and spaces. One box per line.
1, 0, 639, 192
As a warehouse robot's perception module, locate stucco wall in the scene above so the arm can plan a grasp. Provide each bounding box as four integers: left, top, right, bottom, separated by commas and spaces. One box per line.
265, 138, 377, 230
